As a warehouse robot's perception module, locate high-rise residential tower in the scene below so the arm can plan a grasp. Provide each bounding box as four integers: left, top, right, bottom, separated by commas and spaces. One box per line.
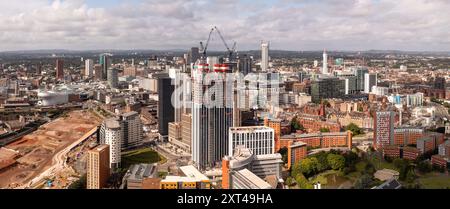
374, 111, 395, 149
120, 111, 143, 150
261, 41, 269, 72
191, 63, 234, 170
85, 59, 94, 78
87, 144, 110, 189
107, 68, 118, 88
322, 49, 328, 74
56, 59, 64, 80
99, 119, 122, 169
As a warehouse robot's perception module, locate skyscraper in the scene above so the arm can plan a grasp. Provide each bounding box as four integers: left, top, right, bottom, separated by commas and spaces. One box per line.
261, 41, 269, 72
191, 63, 233, 169
85, 59, 94, 78
354, 67, 369, 92
107, 68, 118, 88
322, 49, 328, 74
56, 59, 64, 80
87, 144, 110, 189
94, 64, 102, 80
374, 111, 395, 149
120, 111, 143, 150
100, 54, 111, 80
237, 54, 252, 75
188, 47, 200, 64
157, 73, 175, 141
99, 119, 122, 169
364, 73, 377, 93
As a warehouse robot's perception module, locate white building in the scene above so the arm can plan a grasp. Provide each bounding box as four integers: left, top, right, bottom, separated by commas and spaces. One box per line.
228, 126, 274, 156
85, 59, 94, 78
261, 41, 269, 72
406, 93, 424, 107
295, 93, 312, 107
100, 119, 122, 169
372, 86, 389, 96
364, 73, 377, 93
322, 49, 328, 74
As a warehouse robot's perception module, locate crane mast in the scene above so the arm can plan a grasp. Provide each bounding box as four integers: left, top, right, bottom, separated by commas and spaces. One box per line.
199, 26, 237, 61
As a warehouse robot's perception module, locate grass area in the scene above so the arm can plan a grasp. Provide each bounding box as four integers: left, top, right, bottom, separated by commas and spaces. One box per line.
417, 173, 450, 189
121, 148, 166, 170
309, 170, 351, 188
368, 156, 398, 171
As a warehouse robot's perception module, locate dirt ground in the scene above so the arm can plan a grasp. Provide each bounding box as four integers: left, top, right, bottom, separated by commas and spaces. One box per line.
0, 110, 102, 188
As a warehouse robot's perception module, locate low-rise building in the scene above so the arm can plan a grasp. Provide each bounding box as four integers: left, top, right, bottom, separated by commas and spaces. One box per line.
160, 165, 211, 189
122, 163, 158, 189
280, 131, 352, 150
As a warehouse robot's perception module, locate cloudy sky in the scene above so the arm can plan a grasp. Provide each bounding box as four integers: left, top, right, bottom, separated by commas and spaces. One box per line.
0, 0, 449, 51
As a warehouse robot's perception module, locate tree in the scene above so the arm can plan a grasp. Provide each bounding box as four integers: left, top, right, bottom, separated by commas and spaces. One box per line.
298, 157, 319, 177
353, 174, 373, 189
319, 127, 330, 133
313, 151, 330, 172
68, 174, 87, 189
285, 177, 295, 187
345, 123, 364, 136
417, 161, 432, 173
295, 173, 314, 189
393, 158, 414, 181
327, 154, 345, 170
278, 147, 288, 164
291, 116, 305, 132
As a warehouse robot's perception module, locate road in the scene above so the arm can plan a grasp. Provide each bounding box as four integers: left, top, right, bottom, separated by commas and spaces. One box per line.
20, 127, 98, 189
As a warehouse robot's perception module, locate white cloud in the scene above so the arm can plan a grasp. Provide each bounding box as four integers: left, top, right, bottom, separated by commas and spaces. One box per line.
0, 0, 449, 51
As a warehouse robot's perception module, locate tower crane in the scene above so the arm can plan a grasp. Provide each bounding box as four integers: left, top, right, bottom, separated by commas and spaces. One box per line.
199, 27, 215, 59
214, 26, 237, 60
199, 26, 237, 61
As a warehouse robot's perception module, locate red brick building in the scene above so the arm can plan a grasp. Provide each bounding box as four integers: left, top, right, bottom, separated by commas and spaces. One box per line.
287, 141, 307, 169
393, 128, 424, 146
297, 117, 341, 133
431, 155, 448, 169
402, 147, 420, 160
280, 131, 352, 150
382, 146, 400, 159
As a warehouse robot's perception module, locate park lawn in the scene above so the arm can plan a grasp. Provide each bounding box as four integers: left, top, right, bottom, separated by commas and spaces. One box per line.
121, 148, 166, 169
368, 157, 398, 171
417, 173, 450, 189
309, 170, 350, 188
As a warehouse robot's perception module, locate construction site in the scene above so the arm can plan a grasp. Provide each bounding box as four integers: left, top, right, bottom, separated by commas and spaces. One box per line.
0, 110, 102, 188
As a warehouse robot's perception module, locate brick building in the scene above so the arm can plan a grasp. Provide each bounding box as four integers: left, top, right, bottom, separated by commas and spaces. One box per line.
287, 141, 307, 169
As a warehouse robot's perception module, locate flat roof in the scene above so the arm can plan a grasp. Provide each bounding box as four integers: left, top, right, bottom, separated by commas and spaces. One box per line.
179, 165, 209, 181
161, 176, 202, 183
122, 111, 138, 117
229, 126, 274, 132
236, 169, 272, 189
289, 141, 307, 148
104, 119, 121, 129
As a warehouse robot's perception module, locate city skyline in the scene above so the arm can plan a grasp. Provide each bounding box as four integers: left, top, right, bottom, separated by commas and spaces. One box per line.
1, 0, 450, 51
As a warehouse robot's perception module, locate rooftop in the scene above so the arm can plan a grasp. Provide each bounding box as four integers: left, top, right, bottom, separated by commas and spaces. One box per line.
179, 165, 209, 181
234, 169, 272, 189
104, 118, 121, 129
126, 163, 158, 181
